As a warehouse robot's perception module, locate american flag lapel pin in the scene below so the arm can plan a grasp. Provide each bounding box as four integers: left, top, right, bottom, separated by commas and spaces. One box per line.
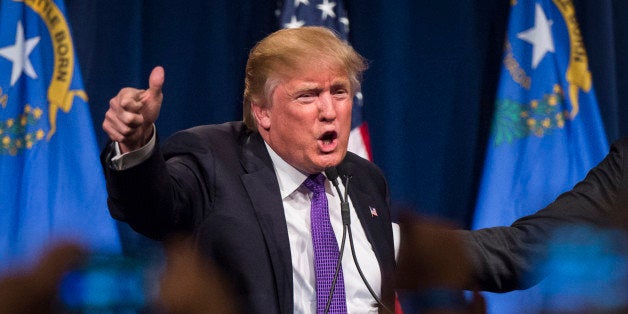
369, 206, 378, 217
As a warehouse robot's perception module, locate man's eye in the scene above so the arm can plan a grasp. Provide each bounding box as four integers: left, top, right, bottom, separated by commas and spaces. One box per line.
333, 90, 349, 98
297, 94, 316, 102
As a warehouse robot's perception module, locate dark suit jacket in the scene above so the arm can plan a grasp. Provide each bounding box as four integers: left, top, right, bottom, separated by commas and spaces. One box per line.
462, 137, 628, 292
101, 121, 396, 313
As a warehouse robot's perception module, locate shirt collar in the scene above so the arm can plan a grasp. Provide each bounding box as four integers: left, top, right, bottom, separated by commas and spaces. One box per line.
264, 142, 334, 199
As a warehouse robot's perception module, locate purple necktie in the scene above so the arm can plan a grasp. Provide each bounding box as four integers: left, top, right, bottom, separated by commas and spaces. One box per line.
304, 173, 347, 313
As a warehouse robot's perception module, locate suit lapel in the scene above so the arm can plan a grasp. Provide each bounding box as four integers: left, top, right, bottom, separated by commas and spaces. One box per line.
240, 132, 293, 313
341, 158, 396, 308
348, 183, 388, 260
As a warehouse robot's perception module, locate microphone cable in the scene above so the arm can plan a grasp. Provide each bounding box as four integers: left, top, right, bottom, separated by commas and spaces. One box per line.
347, 220, 392, 313
324, 168, 393, 314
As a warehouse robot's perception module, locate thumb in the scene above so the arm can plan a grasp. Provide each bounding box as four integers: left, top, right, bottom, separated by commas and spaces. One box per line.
139, 66, 164, 122
147, 66, 165, 96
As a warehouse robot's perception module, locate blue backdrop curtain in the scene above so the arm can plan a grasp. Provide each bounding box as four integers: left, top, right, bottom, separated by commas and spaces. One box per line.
63, 0, 627, 249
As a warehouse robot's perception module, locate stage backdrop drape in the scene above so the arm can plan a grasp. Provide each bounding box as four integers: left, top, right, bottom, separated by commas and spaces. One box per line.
64, 0, 627, 260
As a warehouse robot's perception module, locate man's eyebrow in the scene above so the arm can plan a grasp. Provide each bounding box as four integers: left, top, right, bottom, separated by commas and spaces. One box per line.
290, 79, 350, 94
331, 78, 351, 87
286, 85, 322, 98
294, 85, 323, 93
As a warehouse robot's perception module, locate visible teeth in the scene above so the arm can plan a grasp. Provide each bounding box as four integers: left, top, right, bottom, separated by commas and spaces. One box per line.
323, 139, 332, 144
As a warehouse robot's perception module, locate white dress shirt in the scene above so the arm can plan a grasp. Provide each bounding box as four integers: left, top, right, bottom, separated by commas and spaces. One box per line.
266, 144, 400, 313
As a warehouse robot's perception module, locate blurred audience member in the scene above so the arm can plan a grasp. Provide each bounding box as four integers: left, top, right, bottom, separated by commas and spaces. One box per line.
157, 236, 238, 313
0, 243, 85, 314
395, 215, 486, 313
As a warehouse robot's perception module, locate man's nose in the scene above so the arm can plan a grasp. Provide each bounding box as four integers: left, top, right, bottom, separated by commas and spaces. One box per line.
319, 93, 337, 121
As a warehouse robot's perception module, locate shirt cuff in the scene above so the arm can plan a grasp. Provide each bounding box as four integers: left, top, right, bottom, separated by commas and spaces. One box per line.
392, 222, 400, 262
110, 125, 156, 170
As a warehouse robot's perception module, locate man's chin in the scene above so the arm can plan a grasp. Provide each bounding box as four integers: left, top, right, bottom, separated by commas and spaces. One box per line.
316, 155, 345, 170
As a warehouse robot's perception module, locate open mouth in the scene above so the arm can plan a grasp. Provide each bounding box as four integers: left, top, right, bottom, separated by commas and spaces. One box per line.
320, 131, 337, 144
318, 131, 338, 152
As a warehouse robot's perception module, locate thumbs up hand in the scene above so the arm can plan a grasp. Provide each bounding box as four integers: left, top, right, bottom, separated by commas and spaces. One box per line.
103, 66, 164, 153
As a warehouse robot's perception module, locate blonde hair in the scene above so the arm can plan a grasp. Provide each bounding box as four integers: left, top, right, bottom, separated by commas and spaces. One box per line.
242, 26, 367, 130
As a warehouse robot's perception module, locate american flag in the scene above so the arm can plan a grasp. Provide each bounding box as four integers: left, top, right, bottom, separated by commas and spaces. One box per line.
369, 206, 378, 217
278, 0, 373, 161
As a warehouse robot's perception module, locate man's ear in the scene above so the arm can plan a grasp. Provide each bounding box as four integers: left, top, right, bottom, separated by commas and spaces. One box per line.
251, 102, 271, 130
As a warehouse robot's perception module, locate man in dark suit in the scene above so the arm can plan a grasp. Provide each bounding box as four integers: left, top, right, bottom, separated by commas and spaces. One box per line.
101, 27, 397, 313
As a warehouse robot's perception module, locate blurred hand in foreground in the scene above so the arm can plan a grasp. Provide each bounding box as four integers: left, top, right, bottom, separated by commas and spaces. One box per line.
394, 214, 485, 313
158, 236, 238, 313
0, 243, 85, 314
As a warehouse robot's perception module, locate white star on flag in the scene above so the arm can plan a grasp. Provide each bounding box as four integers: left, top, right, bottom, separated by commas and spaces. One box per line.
316, 0, 336, 20
0, 21, 41, 86
284, 15, 306, 29
517, 3, 555, 69
294, 0, 309, 7
338, 16, 350, 34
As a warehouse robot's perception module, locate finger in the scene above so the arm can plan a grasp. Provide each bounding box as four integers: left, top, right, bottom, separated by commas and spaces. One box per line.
142, 66, 164, 102
103, 115, 149, 150
120, 93, 144, 112
135, 67, 164, 126
102, 122, 127, 143
103, 109, 127, 143
109, 89, 145, 117
103, 108, 141, 133
103, 110, 143, 138
114, 107, 145, 128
